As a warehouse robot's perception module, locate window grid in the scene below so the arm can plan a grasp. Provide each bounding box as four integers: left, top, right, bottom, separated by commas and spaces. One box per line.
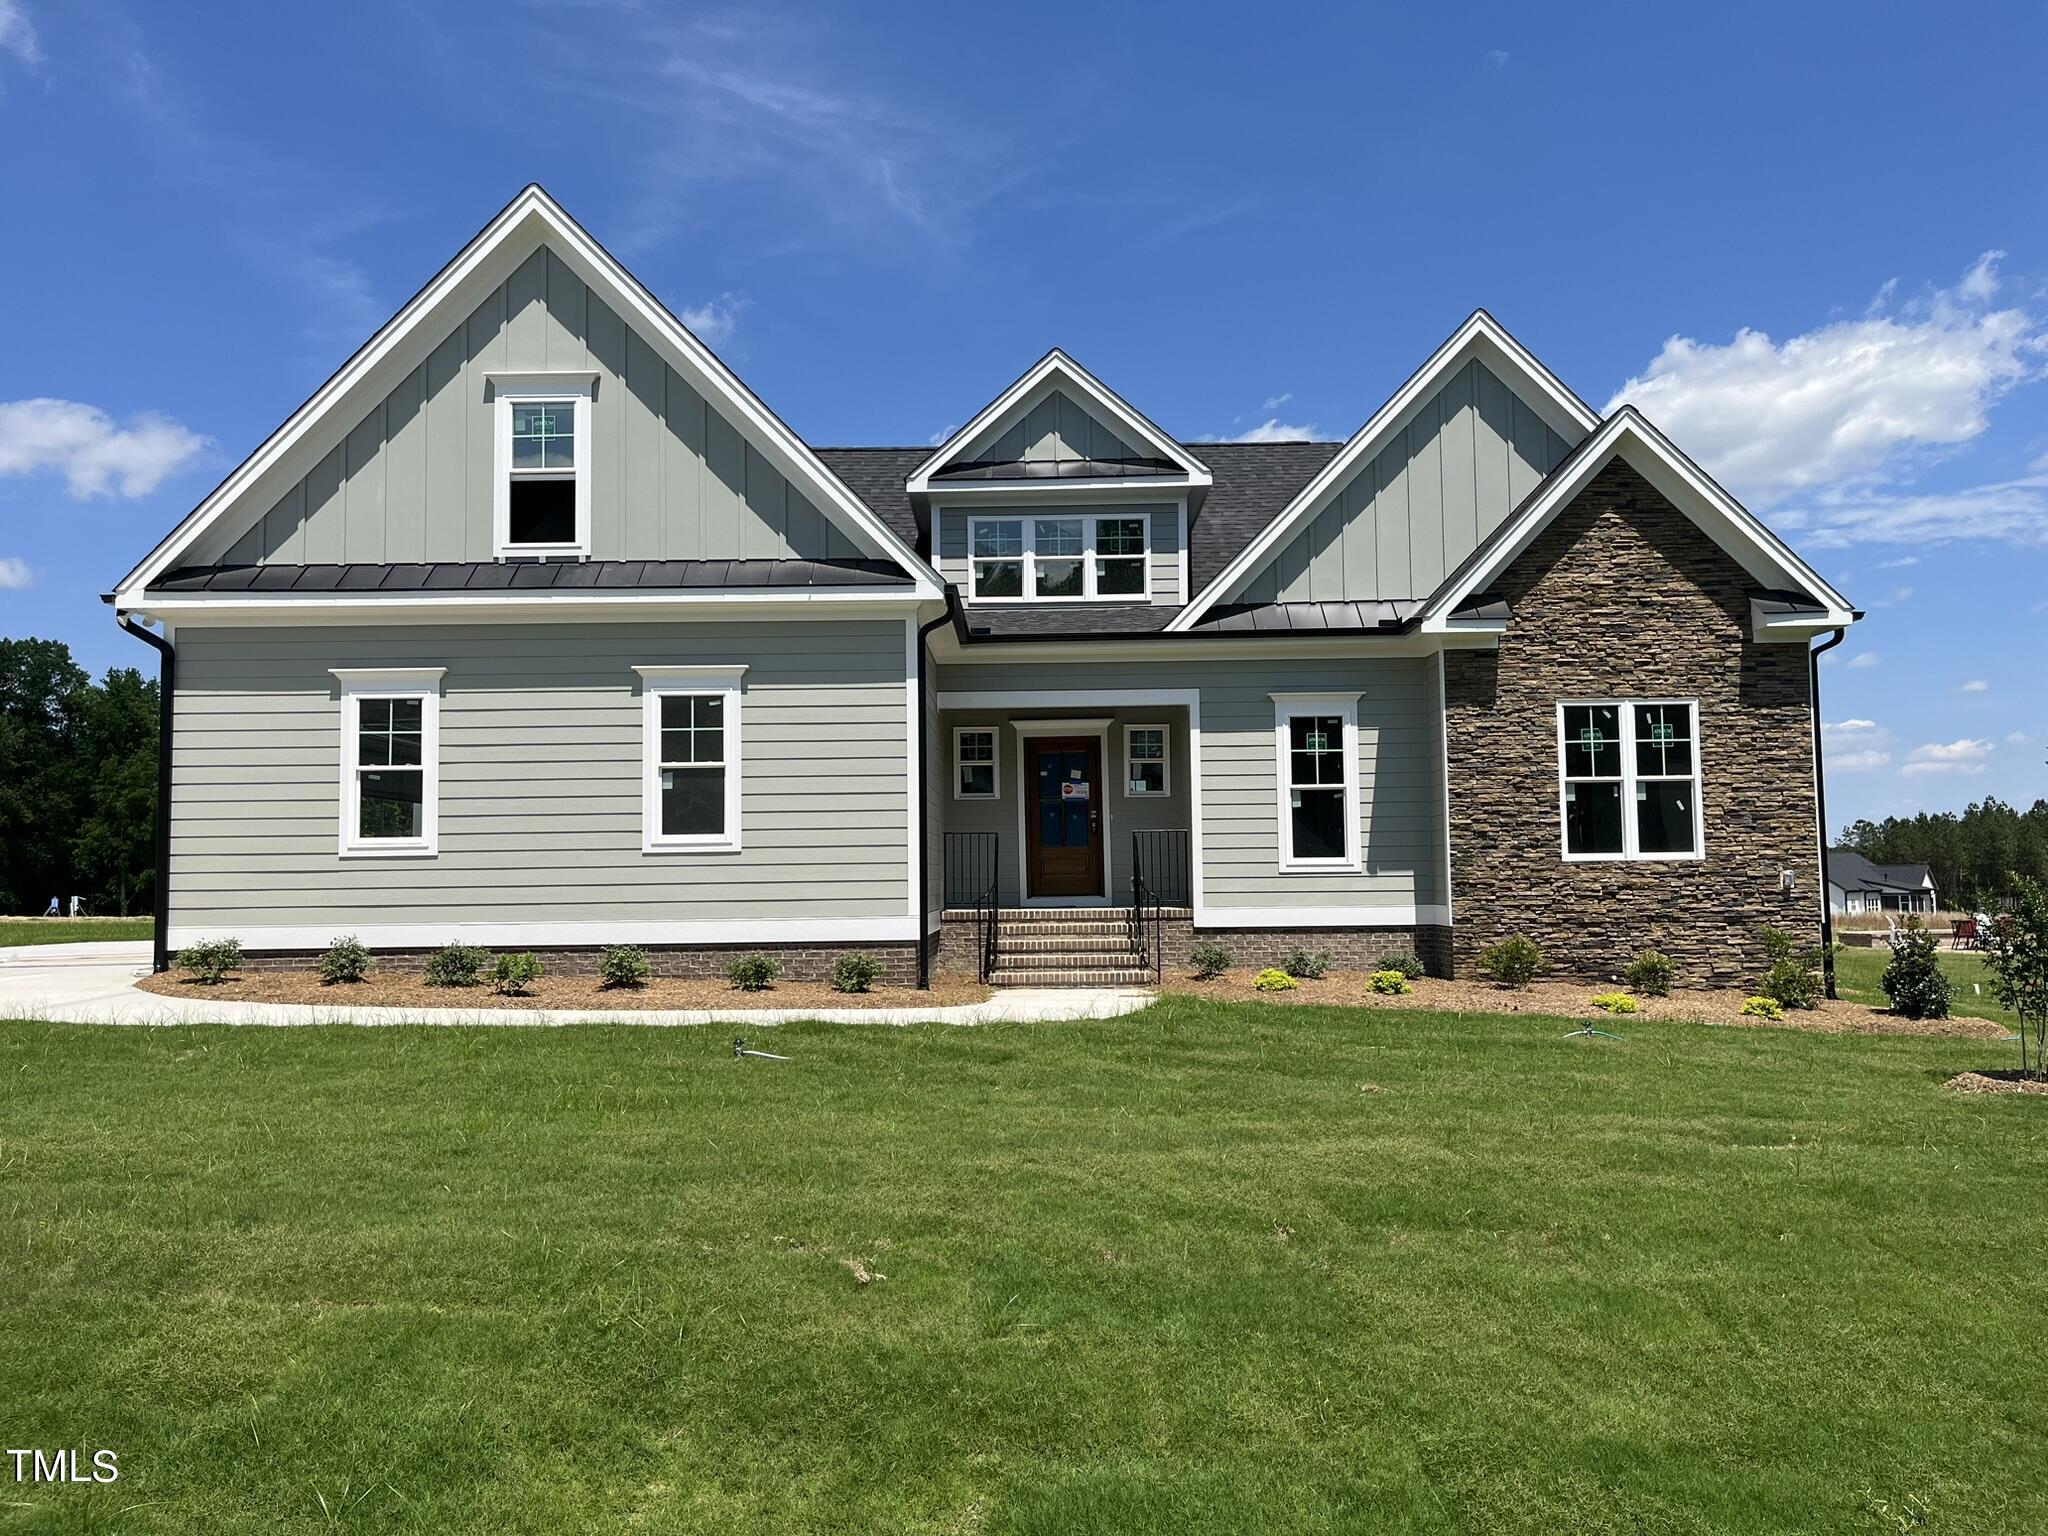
965, 513, 1150, 602
1273, 694, 1359, 870
657, 694, 727, 840
955, 728, 998, 799
510, 400, 577, 473
1126, 725, 1167, 795
1558, 700, 1703, 862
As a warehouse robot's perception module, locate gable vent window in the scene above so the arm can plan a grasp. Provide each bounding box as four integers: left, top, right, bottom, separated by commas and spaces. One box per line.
966, 513, 1151, 602
1558, 700, 1703, 861
492, 374, 595, 558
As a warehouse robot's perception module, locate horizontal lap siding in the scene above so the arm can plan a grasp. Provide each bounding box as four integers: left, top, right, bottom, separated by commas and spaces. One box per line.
935, 657, 1443, 913
170, 620, 910, 928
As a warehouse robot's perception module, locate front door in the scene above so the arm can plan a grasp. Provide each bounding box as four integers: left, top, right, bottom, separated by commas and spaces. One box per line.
1027, 736, 1103, 899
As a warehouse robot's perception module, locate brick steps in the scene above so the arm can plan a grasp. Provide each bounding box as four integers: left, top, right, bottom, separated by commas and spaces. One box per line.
988, 907, 1152, 988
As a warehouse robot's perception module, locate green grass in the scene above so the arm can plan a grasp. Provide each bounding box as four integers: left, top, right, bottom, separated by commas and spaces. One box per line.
1834, 943, 2017, 1029
0, 917, 154, 947
3, 1002, 2045, 1534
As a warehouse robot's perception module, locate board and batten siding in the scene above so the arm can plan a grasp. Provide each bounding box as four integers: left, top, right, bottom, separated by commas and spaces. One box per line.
213, 244, 868, 568
1239, 359, 1573, 604
168, 619, 910, 939
956, 389, 1139, 468
935, 503, 1183, 606
934, 656, 1446, 916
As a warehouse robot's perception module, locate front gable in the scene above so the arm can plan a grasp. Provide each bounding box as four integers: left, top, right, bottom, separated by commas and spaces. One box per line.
944, 388, 1147, 476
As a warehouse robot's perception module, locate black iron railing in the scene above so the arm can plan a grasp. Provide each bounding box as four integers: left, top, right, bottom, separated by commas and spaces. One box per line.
944, 831, 1001, 983
1128, 829, 1189, 982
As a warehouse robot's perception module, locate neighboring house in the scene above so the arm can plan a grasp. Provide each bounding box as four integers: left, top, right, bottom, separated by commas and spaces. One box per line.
111, 187, 1859, 989
1828, 850, 1940, 915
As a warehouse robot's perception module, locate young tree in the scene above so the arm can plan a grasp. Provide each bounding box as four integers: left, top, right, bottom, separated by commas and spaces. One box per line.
1982, 875, 2048, 1082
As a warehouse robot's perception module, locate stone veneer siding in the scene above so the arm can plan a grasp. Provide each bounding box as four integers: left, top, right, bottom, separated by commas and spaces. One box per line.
1442, 459, 1822, 988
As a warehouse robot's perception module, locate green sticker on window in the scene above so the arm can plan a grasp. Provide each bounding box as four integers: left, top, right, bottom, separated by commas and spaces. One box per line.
1651, 721, 1676, 745
1578, 726, 1605, 752
1305, 730, 1328, 752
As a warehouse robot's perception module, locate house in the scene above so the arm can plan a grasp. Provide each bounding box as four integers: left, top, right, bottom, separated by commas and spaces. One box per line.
1828, 850, 1940, 916
110, 187, 1860, 989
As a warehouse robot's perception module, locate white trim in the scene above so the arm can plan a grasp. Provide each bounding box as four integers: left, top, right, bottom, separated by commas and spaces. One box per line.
115, 185, 942, 603
1436, 650, 1454, 925
1272, 692, 1363, 872
1197, 904, 1451, 930
636, 665, 746, 854
904, 617, 921, 921
1123, 722, 1170, 797
1013, 719, 1113, 904
1176, 497, 1189, 603
492, 375, 594, 557
1417, 409, 1855, 632
964, 511, 1152, 604
330, 668, 444, 859
953, 724, 1000, 800
908, 349, 1212, 495
1173, 310, 1599, 629
932, 630, 1503, 665
120, 592, 928, 626
169, 916, 925, 950
1555, 698, 1706, 863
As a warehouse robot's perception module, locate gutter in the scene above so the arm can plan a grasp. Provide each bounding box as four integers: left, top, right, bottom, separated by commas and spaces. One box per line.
914, 593, 960, 988
115, 612, 176, 974
1809, 624, 1853, 1000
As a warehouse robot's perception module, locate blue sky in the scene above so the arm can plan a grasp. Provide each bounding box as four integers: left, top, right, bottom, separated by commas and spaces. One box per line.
0, 0, 2042, 834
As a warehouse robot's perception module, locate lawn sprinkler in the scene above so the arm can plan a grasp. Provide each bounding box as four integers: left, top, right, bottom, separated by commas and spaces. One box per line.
1561, 1020, 1623, 1042
733, 1036, 792, 1062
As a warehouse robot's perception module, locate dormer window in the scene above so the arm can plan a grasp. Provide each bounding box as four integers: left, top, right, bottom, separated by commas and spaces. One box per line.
491, 373, 595, 557
967, 512, 1151, 602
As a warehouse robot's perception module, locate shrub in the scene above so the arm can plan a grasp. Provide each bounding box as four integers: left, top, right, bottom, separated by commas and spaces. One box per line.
1368, 969, 1412, 996
1478, 935, 1545, 988
1880, 917, 1952, 1020
1983, 875, 2048, 1081
1188, 942, 1233, 980
728, 953, 781, 992
1756, 927, 1824, 1011
598, 945, 652, 989
1740, 995, 1784, 1021
423, 943, 489, 988
490, 952, 542, 996
1252, 967, 1298, 992
1281, 946, 1331, 980
317, 935, 373, 985
1590, 992, 1639, 1015
832, 952, 883, 993
1375, 949, 1426, 981
1623, 950, 1674, 997
176, 938, 242, 985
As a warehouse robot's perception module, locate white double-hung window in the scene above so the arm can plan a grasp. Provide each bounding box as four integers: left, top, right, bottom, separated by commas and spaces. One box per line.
491, 373, 595, 556
1272, 693, 1360, 870
331, 668, 444, 857
636, 666, 745, 853
954, 727, 998, 799
1125, 724, 1168, 795
1558, 700, 1703, 860
968, 513, 1149, 601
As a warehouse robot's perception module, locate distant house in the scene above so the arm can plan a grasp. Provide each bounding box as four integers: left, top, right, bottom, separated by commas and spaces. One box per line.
1828, 849, 1939, 915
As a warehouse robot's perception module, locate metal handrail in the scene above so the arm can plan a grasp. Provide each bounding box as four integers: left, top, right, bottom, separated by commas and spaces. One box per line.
944, 831, 1002, 984
1129, 832, 1164, 982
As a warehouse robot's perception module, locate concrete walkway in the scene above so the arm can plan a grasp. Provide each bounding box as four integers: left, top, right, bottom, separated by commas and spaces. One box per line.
0, 942, 1155, 1027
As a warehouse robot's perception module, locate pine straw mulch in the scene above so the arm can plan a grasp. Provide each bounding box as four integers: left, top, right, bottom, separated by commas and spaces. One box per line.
1164, 970, 2012, 1040
136, 970, 990, 1012
1944, 1071, 2048, 1097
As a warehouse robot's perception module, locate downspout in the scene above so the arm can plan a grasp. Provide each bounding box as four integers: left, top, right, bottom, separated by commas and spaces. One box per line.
914, 594, 959, 989
1810, 626, 1848, 1000
116, 612, 175, 974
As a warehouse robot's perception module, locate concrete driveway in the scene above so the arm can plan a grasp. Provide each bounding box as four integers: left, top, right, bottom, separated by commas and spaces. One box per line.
0, 941, 1154, 1027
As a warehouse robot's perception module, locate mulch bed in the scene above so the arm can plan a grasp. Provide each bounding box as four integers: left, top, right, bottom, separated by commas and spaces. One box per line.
1945, 1071, 2048, 1097
137, 970, 990, 1012
1165, 970, 2011, 1040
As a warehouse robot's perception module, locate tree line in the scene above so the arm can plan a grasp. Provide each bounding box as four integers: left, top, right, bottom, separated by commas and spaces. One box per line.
1839, 796, 2048, 913
0, 637, 160, 916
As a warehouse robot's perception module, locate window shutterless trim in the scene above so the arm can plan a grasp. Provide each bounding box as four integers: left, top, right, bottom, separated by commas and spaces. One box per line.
492, 372, 596, 558
1271, 691, 1362, 872
1124, 721, 1170, 795
636, 665, 746, 853
965, 512, 1152, 603
953, 725, 999, 800
330, 667, 445, 859
1555, 698, 1706, 863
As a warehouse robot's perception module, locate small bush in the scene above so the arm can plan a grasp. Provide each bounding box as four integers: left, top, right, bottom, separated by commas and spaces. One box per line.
1478, 935, 1545, 988
1282, 946, 1331, 980
1375, 949, 1426, 981
1740, 995, 1785, 1021
598, 945, 652, 989
1881, 918, 1952, 1020
317, 935, 373, 985
728, 952, 781, 992
1252, 967, 1298, 992
176, 938, 242, 985
832, 952, 883, 993
489, 952, 541, 995
1590, 992, 1639, 1015
423, 943, 489, 988
1623, 950, 1674, 997
1368, 969, 1412, 996
1188, 942, 1233, 980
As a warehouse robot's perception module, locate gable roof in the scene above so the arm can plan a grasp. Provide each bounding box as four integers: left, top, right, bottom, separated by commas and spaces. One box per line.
1170, 310, 1599, 631
114, 186, 942, 604
907, 349, 1212, 496
1829, 849, 1936, 894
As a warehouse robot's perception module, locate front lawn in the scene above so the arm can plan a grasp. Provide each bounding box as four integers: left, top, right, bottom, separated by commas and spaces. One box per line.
0, 916, 154, 947
3, 1001, 2045, 1533
1833, 942, 2016, 1029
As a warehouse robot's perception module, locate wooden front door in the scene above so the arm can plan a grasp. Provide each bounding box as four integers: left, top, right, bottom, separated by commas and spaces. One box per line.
1026, 736, 1103, 899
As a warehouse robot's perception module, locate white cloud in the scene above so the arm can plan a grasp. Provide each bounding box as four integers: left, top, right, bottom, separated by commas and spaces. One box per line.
1608, 253, 2042, 513
1901, 738, 1995, 776
1775, 474, 2048, 549
1848, 651, 1882, 669
1960, 679, 1990, 693
1875, 554, 1919, 568
1824, 718, 1881, 735
1830, 749, 1892, 774
1261, 392, 1294, 413
0, 1, 40, 67
0, 555, 32, 589
680, 292, 749, 347
2007, 731, 2031, 744
0, 398, 208, 498
1484, 48, 1510, 68
1221, 418, 1320, 444
926, 424, 956, 447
